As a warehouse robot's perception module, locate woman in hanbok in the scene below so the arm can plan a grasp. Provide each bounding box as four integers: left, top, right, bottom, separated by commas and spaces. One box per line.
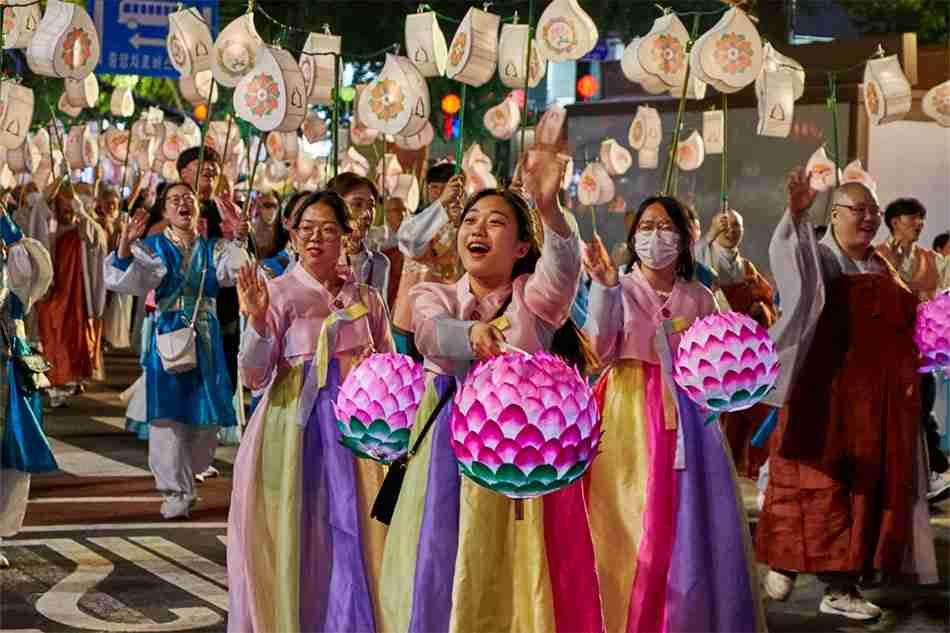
104, 183, 247, 519
380, 150, 603, 633
581, 196, 764, 633
0, 209, 56, 568
228, 190, 394, 633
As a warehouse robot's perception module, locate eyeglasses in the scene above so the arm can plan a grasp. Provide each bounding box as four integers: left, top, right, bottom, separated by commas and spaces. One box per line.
834, 203, 882, 218
636, 222, 676, 233
296, 224, 342, 241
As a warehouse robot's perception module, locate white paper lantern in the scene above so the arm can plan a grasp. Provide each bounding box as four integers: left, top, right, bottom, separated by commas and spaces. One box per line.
498, 22, 546, 89
841, 159, 878, 195
212, 13, 263, 88
357, 54, 430, 137
300, 28, 341, 106
26, 0, 100, 80
755, 44, 805, 138
265, 131, 299, 162
6, 138, 36, 174
577, 162, 615, 206
64, 73, 98, 109
57, 92, 82, 118
405, 11, 448, 78
536, 0, 598, 63
703, 110, 724, 154
394, 121, 434, 150
690, 7, 763, 95
922, 80, 950, 128
0, 80, 34, 150
484, 98, 521, 140
805, 146, 840, 192
167, 7, 213, 76
180, 70, 219, 105
234, 46, 307, 133
637, 13, 690, 91
103, 128, 130, 163
536, 102, 567, 146
3, 1, 42, 50
339, 146, 370, 177
675, 130, 705, 171
600, 138, 632, 176
621, 37, 669, 95
863, 53, 912, 126
110, 87, 135, 118
301, 111, 328, 143
446, 7, 501, 88
628, 105, 662, 152
389, 173, 420, 212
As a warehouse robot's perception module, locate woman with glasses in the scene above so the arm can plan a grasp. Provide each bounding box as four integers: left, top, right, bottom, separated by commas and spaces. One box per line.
582, 196, 763, 633
104, 182, 248, 519
228, 191, 394, 633
380, 150, 603, 633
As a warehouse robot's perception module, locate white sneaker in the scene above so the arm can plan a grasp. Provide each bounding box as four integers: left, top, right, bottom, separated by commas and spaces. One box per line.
927, 472, 950, 503
195, 465, 219, 483
763, 569, 795, 601
819, 587, 882, 620
160, 494, 193, 519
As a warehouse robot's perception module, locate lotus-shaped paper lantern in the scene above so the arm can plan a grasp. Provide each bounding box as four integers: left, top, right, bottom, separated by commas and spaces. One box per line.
805, 146, 840, 192
915, 290, 950, 372
923, 80, 950, 128
450, 352, 603, 498
674, 311, 780, 413
334, 352, 426, 463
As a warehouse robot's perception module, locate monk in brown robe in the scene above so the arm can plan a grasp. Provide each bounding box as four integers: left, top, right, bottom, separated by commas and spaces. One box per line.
695, 209, 778, 478
756, 169, 935, 620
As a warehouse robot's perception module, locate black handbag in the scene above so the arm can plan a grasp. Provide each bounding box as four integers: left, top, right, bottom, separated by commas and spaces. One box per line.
0, 321, 52, 394
371, 382, 457, 525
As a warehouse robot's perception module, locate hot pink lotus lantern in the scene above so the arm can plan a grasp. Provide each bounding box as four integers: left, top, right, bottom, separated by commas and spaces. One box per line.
673, 312, 780, 412
450, 352, 603, 498
334, 353, 426, 464
915, 289, 950, 372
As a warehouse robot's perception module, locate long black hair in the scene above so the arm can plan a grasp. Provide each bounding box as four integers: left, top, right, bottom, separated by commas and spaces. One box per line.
459, 189, 599, 376
625, 195, 696, 281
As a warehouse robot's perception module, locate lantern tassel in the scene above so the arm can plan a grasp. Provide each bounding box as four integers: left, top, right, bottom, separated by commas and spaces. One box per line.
751, 407, 780, 447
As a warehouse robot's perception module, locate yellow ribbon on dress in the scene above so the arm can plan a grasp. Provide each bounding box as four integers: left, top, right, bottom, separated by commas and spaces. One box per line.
297, 302, 369, 427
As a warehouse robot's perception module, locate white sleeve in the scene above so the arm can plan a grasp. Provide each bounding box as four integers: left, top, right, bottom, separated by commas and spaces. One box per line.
104, 241, 167, 296
214, 239, 250, 288
398, 201, 449, 259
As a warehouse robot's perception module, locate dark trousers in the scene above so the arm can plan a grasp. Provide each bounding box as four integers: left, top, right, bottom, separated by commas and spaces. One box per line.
922, 373, 948, 474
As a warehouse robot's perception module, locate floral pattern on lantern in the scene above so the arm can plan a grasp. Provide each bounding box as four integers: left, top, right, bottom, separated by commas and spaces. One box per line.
933, 85, 950, 116
450, 352, 603, 498
369, 79, 405, 122
866, 81, 880, 115
631, 120, 643, 145
62, 28, 93, 71
542, 17, 578, 55
333, 352, 426, 464
449, 32, 467, 67
713, 33, 754, 76
169, 34, 187, 67
674, 311, 781, 413
652, 34, 685, 76
914, 290, 950, 372
244, 73, 280, 117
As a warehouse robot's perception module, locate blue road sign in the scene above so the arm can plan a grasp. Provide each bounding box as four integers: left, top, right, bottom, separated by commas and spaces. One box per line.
88, 0, 219, 77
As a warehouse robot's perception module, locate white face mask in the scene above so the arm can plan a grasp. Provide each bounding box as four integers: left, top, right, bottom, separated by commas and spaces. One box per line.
634, 229, 681, 270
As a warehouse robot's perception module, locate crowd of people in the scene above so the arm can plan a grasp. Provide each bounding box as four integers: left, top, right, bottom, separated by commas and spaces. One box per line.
1, 131, 948, 631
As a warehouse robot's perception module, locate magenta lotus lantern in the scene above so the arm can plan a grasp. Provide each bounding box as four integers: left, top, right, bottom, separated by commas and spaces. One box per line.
334, 352, 426, 464
673, 312, 780, 412
915, 289, 950, 372
450, 352, 603, 498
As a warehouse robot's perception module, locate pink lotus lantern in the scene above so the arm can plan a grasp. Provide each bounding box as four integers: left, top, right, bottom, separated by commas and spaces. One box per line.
673, 312, 780, 412
450, 352, 602, 498
915, 289, 950, 372
334, 353, 426, 464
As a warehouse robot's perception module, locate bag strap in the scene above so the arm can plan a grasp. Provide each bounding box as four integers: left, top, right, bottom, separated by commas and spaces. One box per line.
189, 246, 209, 329
406, 380, 457, 460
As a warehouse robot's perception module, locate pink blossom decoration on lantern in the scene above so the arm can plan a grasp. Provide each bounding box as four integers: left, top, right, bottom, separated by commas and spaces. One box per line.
450, 352, 603, 498
673, 311, 780, 412
914, 289, 950, 372
334, 352, 426, 464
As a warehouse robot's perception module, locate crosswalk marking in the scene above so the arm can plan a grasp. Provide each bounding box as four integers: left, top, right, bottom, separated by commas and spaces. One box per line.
36, 538, 221, 631
46, 437, 150, 477
131, 536, 229, 589
90, 537, 230, 611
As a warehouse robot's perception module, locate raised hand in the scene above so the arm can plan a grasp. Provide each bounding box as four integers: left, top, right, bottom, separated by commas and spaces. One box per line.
117, 209, 148, 259
787, 166, 817, 221
469, 321, 507, 360
520, 148, 568, 216
582, 233, 619, 288
707, 212, 729, 240
236, 262, 269, 334
438, 174, 465, 210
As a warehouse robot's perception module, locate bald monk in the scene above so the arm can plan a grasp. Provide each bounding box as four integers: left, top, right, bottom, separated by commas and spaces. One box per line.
695, 208, 778, 479
756, 169, 936, 620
